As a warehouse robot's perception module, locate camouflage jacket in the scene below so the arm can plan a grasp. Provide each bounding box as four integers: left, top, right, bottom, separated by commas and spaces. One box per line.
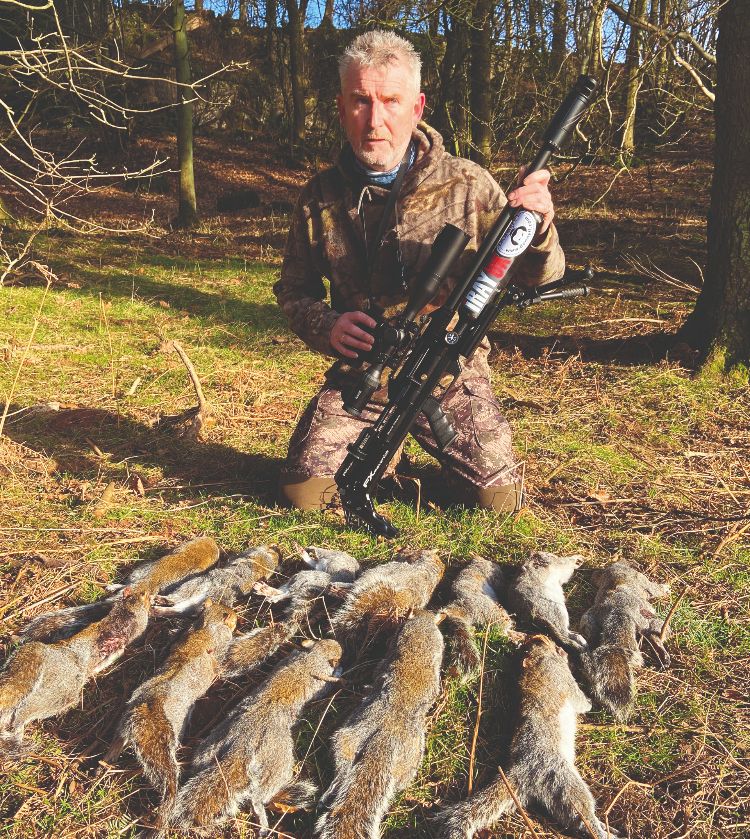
273, 123, 565, 383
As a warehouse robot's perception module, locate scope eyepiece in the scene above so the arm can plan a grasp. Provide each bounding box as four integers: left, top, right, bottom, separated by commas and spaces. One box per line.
342, 363, 384, 417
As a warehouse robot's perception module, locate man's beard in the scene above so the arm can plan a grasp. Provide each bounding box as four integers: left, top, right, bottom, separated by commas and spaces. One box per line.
354, 140, 396, 170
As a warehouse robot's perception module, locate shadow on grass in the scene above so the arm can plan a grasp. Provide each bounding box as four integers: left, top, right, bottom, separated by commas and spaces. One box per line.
488, 327, 680, 366
57, 263, 287, 338
4, 404, 283, 505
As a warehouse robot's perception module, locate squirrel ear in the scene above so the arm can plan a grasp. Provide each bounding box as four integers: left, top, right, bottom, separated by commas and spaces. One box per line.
122, 585, 132, 596
204, 598, 213, 608
300, 638, 315, 649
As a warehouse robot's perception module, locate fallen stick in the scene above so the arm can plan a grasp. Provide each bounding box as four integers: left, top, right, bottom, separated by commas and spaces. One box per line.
497, 766, 541, 839
156, 339, 210, 439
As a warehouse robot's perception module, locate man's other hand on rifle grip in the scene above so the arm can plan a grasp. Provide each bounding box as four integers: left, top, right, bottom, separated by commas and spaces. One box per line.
331, 311, 377, 358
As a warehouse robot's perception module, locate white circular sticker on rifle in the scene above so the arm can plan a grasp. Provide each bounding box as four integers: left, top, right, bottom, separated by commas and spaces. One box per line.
496, 210, 537, 258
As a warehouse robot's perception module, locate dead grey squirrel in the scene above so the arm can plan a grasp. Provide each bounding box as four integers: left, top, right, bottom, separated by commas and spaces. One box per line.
221, 547, 360, 679
102, 599, 238, 803
506, 551, 588, 651
579, 560, 671, 720
160, 637, 343, 835
1, 585, 150, 757
441, 555, 515, 676
252, 546, 361, 605
435, 634, 622, 839
315, 609, 444, 839
20, 536, 221, 643
330, 549, 444, 657
150, 545, 280, 616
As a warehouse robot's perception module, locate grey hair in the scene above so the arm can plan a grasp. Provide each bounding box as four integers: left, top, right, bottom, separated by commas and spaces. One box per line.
339, 30, 422, 95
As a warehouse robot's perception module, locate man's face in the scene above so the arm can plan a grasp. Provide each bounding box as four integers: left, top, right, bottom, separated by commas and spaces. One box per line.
337, 59, 425, 172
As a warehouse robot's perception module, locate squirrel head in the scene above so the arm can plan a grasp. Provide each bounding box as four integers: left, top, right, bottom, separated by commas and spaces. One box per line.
529, 551, 584, 570
236, 545, 281, 573
121, 584, 151, 609
317, 638, 344, 666
521, 633, 567, 665
202, 598, 238, 631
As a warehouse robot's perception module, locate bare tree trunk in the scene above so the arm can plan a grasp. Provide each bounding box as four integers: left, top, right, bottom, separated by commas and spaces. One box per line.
502, 0, 514, 47
239, 0, 248, 23
550, 0, 568, 74
469, 0, 493, 166
528, 0, 541, 56
322, 0, 334, 26
582, 0, 606, 74
285, 0, 307, 161
173, 0, 198, 228
436, 9, 470, 157
621, 0, 648, 158
681, 0, 750, 368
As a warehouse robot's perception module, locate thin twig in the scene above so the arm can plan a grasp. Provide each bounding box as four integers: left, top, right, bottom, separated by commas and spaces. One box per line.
713, 518, 750, 559
99, 293, 116, 399
157, 339, 210, 439
467, 624, 491, 795
497, 766, 541, 839
590, 164, 627, 208
660, 586, 689, 642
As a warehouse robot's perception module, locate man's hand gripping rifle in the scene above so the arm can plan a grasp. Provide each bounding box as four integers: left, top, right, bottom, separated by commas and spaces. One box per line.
335, 75, 598, 539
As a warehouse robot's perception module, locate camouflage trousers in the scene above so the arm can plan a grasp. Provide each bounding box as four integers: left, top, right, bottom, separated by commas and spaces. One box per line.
279, 377, 522, 511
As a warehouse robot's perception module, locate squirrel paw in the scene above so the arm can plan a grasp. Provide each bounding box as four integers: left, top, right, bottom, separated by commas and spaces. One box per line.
253, 581, 284, 601
567, 632, 589, 651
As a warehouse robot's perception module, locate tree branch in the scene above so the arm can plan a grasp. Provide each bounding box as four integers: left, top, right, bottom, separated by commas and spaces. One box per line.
607, 0, 717, 66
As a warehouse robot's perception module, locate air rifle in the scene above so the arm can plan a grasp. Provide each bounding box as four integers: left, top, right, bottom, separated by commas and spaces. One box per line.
334, 75, 598, 538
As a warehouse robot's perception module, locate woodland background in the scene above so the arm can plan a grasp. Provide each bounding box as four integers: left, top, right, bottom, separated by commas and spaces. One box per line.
0, 2, 748, 838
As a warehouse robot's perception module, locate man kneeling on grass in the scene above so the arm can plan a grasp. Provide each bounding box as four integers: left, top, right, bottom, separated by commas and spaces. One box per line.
273, 30, 564, 514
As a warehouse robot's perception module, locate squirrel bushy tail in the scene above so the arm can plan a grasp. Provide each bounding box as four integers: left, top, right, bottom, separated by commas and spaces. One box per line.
0, 730, 25, 761
271, 779, 318, 814
582, 646, 634, 720
434, 773, 517, 839
127, 699, 179, 802
442, 615, 481, 677
316, 742, 396, 839
0, 644, 45, 738
163, 750, 249, 831
221, 621, 295, 678
21, 601, 111, 643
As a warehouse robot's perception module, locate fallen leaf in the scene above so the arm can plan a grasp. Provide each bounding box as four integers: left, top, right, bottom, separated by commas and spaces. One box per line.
93, 481, 116, 518
588, 486, 612, 504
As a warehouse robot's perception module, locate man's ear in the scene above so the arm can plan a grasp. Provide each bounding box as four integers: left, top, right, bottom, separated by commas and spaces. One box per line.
413, 91, 426, 125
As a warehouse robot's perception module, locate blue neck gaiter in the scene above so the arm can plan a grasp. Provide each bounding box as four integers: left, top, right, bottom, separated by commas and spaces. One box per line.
350, 141, 417, 187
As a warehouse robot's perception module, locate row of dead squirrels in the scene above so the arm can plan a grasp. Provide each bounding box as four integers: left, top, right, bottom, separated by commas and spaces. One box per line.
0, 536, 673, 838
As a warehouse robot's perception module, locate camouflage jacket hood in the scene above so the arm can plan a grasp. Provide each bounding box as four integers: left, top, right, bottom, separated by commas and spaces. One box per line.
273, 122, 565, 383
